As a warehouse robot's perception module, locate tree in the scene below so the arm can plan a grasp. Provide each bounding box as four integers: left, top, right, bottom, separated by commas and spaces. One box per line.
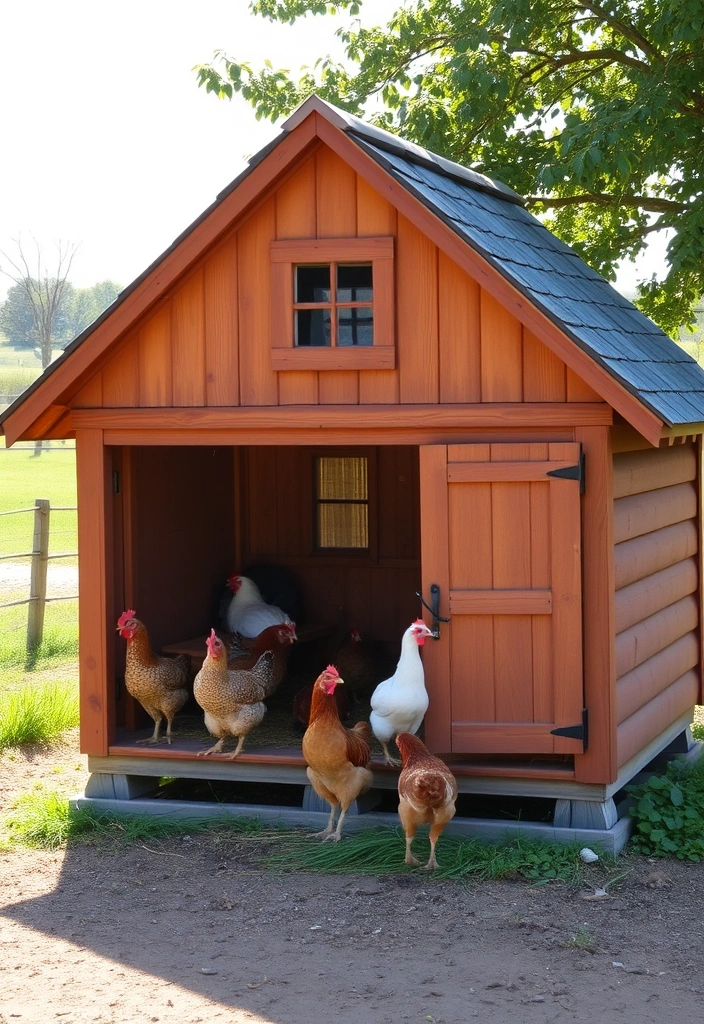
195, 0, 704, 335
54, 280, 122, 346
0, 237, 79, 368
0, 282, 37, 348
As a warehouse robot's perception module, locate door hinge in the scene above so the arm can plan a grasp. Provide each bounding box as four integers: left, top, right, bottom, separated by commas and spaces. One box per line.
551, 708, 588, 748
547, 451, 585, 494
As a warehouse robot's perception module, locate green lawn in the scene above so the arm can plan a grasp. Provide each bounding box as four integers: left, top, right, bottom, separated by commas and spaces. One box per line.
0, 444, 78, 666
0, 445, 77, 557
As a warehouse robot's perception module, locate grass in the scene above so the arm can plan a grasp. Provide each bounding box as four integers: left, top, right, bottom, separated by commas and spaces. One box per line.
0, 679, 79, 750
0, 444, 77, 558
0, 366, 40, 399
2, 790, 599, 886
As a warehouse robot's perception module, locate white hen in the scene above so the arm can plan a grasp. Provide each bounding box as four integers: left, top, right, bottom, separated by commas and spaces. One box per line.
369, 619, 434, 766
226, 574, 293, 638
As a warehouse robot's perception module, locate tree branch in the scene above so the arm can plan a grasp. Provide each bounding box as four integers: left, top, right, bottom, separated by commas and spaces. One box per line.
525, 192, 686, 214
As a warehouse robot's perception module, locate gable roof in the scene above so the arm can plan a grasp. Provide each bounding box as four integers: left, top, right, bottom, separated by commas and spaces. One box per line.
2, 94, 703, 442
287, 98, 704, 429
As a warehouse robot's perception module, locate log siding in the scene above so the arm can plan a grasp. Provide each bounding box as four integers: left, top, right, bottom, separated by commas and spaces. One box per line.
613, 445, 699, 766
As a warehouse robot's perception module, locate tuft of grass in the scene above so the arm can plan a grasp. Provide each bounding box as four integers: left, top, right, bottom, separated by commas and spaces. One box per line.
562, 923, 596, 951
0, 680, 79, 750
3, 791, 278, 849
265, 825, 592, 884
2, 793, 594, 886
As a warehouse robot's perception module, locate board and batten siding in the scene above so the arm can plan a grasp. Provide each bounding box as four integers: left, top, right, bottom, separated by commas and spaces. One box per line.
72, 146, 602, 413
613, 445, 700, 767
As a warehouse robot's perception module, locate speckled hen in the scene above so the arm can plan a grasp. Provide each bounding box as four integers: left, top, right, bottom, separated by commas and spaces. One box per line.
117, 610, 190, 745
193, 629, 273, 759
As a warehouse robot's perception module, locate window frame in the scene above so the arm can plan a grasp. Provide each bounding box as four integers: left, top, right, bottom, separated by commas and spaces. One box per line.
270, 236, 395, 371
310, 448, 378, 559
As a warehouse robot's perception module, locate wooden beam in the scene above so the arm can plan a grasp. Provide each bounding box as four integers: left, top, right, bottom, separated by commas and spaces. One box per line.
617, 674, 698, 767
615, 595, 698, 677
613, 482, 697, 544
613, 445, 696, 499
615, 557, 698, 634
574, 425, 616, 784
614, 520, 698, 590
616, 633, 700, 723
448, 460, 576, 482
313, 116, 666, 446
449, 589, 552, 615
76, 428, 111, 756
70, 403, 611, 432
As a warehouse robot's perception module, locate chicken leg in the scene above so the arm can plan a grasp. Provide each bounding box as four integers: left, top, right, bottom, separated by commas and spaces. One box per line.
136, 711, 164, 745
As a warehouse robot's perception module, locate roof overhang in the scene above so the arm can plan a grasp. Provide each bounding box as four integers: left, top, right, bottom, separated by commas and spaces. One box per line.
1, 96, 673, 448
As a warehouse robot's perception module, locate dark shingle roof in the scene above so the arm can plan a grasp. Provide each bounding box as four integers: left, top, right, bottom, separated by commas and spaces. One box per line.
344, 129, 704, 427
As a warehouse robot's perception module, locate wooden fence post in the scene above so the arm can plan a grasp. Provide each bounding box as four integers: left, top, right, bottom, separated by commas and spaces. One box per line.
27, 498, 50, 653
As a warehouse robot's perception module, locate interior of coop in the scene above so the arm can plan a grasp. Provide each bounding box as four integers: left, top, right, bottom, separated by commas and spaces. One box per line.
111, 443, 422, 748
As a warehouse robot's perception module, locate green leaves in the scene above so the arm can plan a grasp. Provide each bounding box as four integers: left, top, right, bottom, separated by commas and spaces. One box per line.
195, 0, 704, 331
628, 757, 704, 861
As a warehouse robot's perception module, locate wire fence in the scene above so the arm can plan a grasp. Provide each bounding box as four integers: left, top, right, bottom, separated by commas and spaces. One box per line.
0, 498, 78, 655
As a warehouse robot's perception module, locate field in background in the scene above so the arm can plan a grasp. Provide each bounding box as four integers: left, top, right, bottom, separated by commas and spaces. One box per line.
0, 445, 78, 665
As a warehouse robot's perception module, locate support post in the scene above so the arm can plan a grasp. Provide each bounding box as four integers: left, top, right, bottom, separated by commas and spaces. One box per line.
26, 498, 50, 656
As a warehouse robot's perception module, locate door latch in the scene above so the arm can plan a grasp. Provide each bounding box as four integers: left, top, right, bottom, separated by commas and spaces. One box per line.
415, 583, 450, 640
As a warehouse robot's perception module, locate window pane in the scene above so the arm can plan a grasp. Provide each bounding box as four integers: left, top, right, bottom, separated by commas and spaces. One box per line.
338, 307, 373, 347
337, 264, 373, 302
296, 265, 330, 303
296, 308, 331, 347
317, 457, 368, 500
318, 503, 368, 548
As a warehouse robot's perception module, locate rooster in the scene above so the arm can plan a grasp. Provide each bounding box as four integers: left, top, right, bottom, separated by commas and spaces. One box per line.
302, 665, 373, 842
117, 611, 190, 745
396, 732, 458, 870
228, 622, 297, 697
333, 627, 378, 700
194, 629, 273, 759
369, 619, 433, 766
225, 574, 293, 638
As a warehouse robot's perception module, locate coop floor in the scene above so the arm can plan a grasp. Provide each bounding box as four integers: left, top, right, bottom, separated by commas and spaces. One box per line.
111, 687, 576, 782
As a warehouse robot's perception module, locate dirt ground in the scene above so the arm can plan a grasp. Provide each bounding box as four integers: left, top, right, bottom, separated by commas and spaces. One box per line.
2, 736, 704, 1024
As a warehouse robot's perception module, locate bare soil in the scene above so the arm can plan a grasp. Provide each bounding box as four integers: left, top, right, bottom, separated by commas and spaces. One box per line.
1, 734, 704, 1024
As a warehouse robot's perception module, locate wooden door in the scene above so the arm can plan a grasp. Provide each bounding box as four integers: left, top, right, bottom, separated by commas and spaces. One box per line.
420, 443, 584, 755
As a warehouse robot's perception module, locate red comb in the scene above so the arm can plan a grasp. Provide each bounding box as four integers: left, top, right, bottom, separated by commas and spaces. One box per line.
325, 664, 339, 677
117, 609, 136, 628
412, 618, 427, 628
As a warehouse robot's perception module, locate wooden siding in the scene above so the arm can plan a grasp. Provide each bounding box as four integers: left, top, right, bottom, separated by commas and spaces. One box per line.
614, 445, 700, 767
242, 445, 421, 650
72, 146, 597, 415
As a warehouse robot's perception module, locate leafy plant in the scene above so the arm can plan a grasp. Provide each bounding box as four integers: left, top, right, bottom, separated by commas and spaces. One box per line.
692, 722, 704, 742
627, 757, 704, 860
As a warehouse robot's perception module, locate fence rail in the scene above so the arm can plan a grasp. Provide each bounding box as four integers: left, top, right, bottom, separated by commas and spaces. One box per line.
0, 498, 78, 651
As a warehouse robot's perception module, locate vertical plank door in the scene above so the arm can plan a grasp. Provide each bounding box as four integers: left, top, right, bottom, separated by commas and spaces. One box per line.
420, 443, 584, 755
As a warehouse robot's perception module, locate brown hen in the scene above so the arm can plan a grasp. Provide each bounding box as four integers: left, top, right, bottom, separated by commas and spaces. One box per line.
227, 622, 297, 697
333, 627, 378, 699
117, 610, 190, 745
396, 732, 458, 870
302, 665, 373, 841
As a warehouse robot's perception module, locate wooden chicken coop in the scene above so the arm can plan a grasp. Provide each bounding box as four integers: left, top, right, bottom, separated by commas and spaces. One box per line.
2, 96, 702, 851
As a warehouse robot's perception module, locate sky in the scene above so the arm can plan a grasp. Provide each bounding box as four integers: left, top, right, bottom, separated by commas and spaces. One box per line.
0, 0, 664, 303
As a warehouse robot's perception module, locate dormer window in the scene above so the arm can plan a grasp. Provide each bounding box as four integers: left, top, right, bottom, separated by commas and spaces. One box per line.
270, 237, 395, 370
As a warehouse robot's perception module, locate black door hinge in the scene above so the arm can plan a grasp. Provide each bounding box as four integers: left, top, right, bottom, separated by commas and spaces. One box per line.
551, 708, 588, 748
547, 451, 585, 494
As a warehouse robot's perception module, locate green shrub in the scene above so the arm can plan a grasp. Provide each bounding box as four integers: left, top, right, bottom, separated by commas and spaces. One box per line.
628, 757, 704, 860
0, 680, 79, 749
692, 722, 704, 742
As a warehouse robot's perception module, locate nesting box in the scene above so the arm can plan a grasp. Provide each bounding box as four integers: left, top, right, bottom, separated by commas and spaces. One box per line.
3, 96, 701, 848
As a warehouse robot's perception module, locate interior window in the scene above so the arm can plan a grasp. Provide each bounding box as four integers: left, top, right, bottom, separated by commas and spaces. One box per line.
295, 264, 373, 348
315, 456, 369, 549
